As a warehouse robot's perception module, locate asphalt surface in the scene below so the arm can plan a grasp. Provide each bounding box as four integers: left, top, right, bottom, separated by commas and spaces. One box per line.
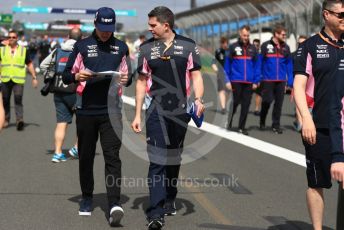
0, 73, 339, 230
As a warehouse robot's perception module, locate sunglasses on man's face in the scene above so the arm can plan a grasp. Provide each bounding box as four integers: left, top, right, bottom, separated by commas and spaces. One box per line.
325, 9, 344, 19
8, 36, 17, 39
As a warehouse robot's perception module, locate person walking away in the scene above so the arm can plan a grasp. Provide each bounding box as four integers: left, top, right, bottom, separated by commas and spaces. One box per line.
40, 28, 82, 162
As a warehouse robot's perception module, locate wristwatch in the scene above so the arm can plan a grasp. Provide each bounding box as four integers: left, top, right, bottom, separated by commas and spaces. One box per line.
194, 97, 204, 104
32, 76, 37, 80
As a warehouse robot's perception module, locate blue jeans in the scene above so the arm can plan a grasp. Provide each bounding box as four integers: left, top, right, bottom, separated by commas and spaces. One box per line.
54, 93, 76, 123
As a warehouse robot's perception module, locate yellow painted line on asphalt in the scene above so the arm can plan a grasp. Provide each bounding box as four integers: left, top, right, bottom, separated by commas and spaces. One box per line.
133, 128, 232, 225
126, 96, 232, 225
179, 172, 232, 225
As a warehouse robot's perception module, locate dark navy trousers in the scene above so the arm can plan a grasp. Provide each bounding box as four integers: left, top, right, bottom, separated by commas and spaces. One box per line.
145, 106, 190, 218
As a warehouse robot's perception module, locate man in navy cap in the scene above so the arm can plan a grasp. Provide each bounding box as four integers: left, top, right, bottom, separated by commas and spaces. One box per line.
63, 7, 132, 226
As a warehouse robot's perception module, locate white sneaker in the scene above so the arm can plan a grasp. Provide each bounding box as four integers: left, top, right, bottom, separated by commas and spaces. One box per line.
109, 205, 124, 226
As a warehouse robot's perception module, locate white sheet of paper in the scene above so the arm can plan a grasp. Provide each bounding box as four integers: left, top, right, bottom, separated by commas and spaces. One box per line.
85, 68, 121, 77
85, 68, 122, 85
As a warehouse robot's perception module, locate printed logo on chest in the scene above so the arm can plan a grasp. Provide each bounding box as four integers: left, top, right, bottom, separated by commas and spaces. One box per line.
87, 45, 98, 57
235, 47, 242, 56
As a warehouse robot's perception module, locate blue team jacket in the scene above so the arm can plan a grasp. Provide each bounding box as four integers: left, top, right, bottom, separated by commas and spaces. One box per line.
224, 40, 260, 84
261, 38, 293, 87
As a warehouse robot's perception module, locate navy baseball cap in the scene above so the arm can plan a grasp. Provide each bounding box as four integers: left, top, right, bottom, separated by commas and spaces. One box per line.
94, 7, 116, 32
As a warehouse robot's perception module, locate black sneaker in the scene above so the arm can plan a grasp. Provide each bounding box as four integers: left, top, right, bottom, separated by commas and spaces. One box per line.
147, 216, 164, 230
16, 120, 24, 131
164, 200, 176, 216
109, 205, 124, 226
221, 109, 226, 115
259, 123, 266, 131
238, 129, 249, 135
226, 122, 233, 131
79, 197, 93, 216
272, 127, 283, 134
254, 111, 260, 116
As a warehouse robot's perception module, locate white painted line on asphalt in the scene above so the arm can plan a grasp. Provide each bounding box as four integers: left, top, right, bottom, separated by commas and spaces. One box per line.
122, 96, 306, 168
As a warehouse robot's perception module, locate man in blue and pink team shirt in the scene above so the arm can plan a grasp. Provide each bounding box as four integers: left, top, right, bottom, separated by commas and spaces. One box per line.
63, 7, 132, 226
294, 1, 344, 229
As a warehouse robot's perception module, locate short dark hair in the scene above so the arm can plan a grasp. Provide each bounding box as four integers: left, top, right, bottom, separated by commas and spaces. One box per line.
322, 0, 343, 11
69, 28, 82, 41
253, 39, 260, 44
240, 25, 250, 32
148, 6, 175, 29
8, 30, 17, 36
273, 24, 286, 35
220, 36, 228, 44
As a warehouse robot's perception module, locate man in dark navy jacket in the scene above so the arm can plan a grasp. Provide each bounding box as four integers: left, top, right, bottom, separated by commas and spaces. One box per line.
131, 6, 204, 230
224, 25, 260, 135
62, 7, 131, 226
260, 25, 293, 134
294, 1, 344, 229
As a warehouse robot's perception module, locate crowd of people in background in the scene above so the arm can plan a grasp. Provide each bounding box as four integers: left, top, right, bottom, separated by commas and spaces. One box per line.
213, 24, 295, 136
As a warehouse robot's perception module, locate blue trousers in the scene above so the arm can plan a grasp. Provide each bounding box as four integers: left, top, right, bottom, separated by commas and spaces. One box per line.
145, 107, 190, 218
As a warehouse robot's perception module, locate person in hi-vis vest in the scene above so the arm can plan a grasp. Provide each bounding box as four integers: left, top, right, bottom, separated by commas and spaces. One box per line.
0, 30, 38, 131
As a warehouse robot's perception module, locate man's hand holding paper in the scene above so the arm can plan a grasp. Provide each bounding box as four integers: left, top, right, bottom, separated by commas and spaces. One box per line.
75, 69, 93, 82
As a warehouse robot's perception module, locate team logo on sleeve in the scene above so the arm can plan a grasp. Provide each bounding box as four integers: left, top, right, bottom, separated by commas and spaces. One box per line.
296, 47, 303, 57
194, 46, 200, 55
338, 59, 344, 70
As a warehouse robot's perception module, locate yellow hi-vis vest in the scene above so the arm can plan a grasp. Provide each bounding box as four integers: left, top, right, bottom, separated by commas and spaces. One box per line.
0, 45, 27, 84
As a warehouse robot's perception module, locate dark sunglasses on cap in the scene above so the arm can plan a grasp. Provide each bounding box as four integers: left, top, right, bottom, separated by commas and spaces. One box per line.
325, 9, 344, 19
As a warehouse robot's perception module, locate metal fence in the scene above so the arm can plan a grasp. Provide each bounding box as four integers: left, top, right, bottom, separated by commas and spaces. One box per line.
175, 0, 323, 51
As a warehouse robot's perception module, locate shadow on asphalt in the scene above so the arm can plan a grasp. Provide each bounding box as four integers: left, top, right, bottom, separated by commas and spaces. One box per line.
199, 220, 334, 230
3, 122, 40, 129
266, 221, 334, 230
199, 223, 265, 229
130, 195, 195, 216
46, 149, 101, 156
68, 193, 130, 227
282, 113, 296, 118
245, 125, 299, 133
282, 125, 298, 132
